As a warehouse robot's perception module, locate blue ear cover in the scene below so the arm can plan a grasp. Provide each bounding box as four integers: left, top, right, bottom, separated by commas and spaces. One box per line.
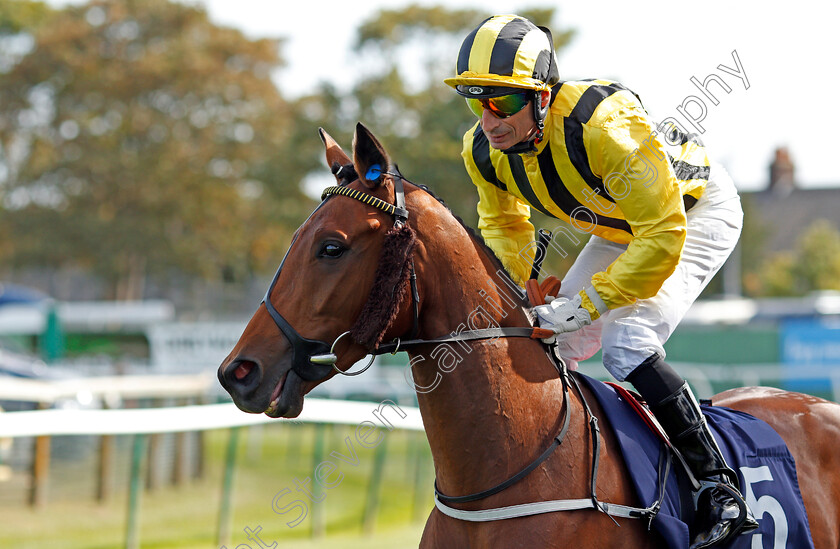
365, 164, 382, 182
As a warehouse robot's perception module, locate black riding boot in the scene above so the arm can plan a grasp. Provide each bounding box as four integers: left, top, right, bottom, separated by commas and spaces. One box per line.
626, 356, 758, 549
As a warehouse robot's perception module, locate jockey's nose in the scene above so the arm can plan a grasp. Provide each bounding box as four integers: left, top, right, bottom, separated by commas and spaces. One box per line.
481, 108, 502, 130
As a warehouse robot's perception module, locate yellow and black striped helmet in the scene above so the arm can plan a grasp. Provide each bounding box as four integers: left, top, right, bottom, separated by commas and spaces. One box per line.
444, 14, 559, 96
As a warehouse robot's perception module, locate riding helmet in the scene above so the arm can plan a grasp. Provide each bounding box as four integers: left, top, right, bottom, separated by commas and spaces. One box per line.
444, 14, 560, 97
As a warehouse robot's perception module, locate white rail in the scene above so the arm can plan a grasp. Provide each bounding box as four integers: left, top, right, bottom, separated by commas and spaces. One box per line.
0, 398, 424, 438
0, 373, 217, 404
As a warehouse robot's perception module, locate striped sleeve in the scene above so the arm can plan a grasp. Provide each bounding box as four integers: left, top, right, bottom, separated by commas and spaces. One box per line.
587, 105, 687, 310
463, 125, 535, 286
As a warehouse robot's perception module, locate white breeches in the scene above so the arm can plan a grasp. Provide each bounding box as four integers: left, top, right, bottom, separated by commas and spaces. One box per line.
554, 163, 743, 380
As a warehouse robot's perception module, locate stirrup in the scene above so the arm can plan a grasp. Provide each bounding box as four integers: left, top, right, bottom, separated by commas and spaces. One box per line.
690, 480, 757, 549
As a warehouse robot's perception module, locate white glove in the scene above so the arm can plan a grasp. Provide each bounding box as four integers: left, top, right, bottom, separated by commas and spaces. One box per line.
534, 293, 592, 344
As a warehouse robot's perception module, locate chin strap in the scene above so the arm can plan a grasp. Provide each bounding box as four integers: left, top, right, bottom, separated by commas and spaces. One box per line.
502, 137, 539, 155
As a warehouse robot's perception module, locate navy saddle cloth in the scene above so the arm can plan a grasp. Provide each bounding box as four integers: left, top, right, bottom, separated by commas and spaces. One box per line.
577, 374, 814, 549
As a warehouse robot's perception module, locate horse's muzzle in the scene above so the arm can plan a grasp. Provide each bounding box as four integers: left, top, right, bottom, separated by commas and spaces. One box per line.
218, 357, 267, 413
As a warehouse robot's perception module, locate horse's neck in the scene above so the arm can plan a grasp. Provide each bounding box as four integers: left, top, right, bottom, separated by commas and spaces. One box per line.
409, 235, 587, 498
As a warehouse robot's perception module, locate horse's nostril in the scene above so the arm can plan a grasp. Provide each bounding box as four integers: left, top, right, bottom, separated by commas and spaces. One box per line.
223, 359, 259, 390
219, 358, 264, 410
234, 362, 254, 380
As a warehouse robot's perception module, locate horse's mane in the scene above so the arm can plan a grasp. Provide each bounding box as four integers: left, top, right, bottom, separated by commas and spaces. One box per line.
326, 162, 529, 309
409, 180, 528, 307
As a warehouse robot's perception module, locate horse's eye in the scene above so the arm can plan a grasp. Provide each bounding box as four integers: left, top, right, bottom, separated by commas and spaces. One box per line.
319, 242, 346, 258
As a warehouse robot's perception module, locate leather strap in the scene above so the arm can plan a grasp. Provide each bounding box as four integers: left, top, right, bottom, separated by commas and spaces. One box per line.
525, 276, 562, 307
434, 369, 573, 504
321, 185, 409, 220
433, 369, 670, 525
375, 327, 544, 354
433, 494, 651, 522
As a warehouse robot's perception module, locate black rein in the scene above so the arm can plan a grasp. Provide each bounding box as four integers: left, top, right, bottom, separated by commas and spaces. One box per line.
259, 169, 653, 521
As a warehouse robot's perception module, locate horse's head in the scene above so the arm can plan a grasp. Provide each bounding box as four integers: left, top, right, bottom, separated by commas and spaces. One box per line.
218, 123, 422, 418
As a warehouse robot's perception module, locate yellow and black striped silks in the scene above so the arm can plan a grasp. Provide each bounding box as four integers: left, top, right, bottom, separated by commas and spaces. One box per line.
444, 14, 559, 92
461, 79, 711, 312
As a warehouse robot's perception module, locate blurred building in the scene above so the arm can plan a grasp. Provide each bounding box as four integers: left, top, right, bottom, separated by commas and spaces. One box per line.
743, 147, 840, 252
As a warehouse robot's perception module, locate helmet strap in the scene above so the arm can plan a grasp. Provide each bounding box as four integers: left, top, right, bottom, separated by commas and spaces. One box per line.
502, 139, 538, 155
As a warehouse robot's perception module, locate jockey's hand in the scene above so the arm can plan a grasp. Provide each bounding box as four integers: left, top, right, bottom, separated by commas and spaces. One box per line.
534, 293, 592, 343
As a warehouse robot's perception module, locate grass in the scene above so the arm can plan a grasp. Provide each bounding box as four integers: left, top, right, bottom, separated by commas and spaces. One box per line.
0, 422, 434, 548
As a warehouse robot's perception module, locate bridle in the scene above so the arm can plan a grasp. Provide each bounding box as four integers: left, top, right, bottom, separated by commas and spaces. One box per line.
260, 164, 548, 382
260, 165, 669, 524
260, 163, 416, 381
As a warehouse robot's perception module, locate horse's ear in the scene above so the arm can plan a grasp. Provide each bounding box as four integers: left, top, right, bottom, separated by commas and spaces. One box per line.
319, 128, 352, 182
352, 123, 391, 189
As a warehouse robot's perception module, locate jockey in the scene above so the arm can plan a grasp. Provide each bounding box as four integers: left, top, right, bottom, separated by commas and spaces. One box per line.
445, 14, 757, 549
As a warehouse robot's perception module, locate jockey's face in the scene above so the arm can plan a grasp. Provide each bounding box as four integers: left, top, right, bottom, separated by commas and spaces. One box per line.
480, 101, 538, 150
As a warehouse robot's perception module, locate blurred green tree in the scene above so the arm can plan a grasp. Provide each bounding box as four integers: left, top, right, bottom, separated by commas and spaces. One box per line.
790, 220, 840, 292
0, 0, 314, 299
0, 0, 51, 35
350, 6, 573, 221
750, 219, 840, 296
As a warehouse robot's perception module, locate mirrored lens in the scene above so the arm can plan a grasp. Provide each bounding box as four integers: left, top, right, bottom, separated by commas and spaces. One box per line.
466, 97, 486, 118
465, 93, 530, 119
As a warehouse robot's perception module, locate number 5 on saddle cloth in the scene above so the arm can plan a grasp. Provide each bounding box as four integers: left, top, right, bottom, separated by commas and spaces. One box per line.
580, 376, 814, 549
526, 231, 814, 548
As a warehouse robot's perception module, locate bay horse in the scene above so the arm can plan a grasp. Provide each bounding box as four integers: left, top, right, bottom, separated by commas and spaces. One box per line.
218, 123, 840, 548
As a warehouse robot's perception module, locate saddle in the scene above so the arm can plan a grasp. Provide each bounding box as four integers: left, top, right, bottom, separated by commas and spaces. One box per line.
580, 375, 815, 548
525, 275, 813, 548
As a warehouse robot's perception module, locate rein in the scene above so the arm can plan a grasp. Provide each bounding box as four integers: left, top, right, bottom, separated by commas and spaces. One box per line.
261, 169, 668, 524
432, 354, 669, 525
260, 168, 549, 382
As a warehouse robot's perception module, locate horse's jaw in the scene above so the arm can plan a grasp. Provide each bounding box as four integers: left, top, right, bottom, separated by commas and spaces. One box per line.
263, 368, 306, 418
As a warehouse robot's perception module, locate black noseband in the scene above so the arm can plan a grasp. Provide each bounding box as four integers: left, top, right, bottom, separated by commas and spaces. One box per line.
260, 199, 335, 382
262, 265, 334, 381
260, 169, 412, 382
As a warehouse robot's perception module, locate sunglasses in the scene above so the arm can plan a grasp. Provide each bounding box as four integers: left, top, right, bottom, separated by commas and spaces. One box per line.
465, 92, 530, 119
